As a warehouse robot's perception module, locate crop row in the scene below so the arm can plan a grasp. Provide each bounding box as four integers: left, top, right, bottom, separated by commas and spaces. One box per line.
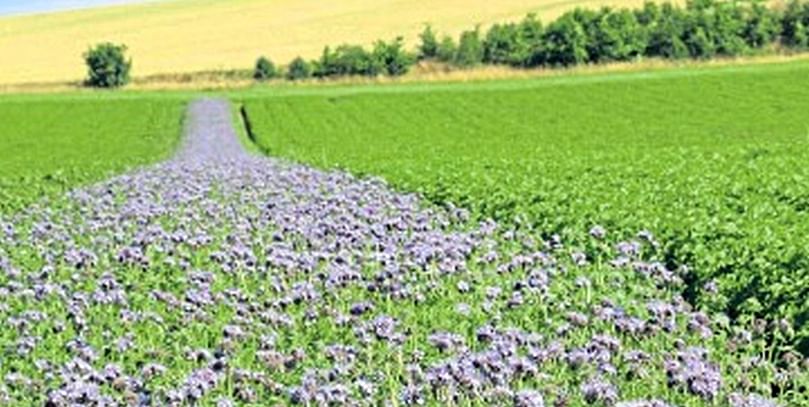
0, 99, 804, 405
241, 61, 809, 362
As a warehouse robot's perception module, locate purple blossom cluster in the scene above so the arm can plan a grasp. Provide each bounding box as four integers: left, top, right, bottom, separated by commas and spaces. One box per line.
0, 99, 801, 406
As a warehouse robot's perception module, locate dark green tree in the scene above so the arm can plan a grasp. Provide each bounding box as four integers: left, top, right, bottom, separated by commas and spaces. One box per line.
782, 0, 809, 48
314, 45, 376, 77
455, 28, 485, 67
418, 24, 439, 59
742, 1, 780, 48
587, 8, 647, 62
286, 57, 313, 80
518, 14, 547, 67
483, 23, 523, 65
253, 56, 278, 81
436, 35, 458, 62
372, 37, 415, 76
543, 12, 590, 66
645, 3, 689, 59
83, 43, 132, 88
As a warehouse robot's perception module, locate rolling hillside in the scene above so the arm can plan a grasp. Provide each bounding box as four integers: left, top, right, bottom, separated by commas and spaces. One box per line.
0, 0, 655, 85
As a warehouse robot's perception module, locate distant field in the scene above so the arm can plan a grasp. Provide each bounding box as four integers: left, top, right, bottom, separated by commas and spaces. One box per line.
0, 0, 655, 85
241, 60, 809, 352
0, 95, 185, 212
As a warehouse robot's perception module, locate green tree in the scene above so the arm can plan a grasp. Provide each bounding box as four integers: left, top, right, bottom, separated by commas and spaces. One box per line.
253, 56, 278, 81
372, 37, 415, 76
518, 14, 546, 67
587, 8, 647, 62
314, 45, 375, 77
782, 0, 809, 48
645, 3, 689, 59
483, 23, 522, 65
436, 35, 458, 62
83, 43, 131, 88
286, 57, 312, 80
418, 24, 439, 59
455, 28, 484, 67
543, 12, 590, 66
742, 1, 779, 48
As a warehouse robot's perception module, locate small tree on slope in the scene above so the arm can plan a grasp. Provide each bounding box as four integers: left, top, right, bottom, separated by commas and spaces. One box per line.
84, 43, 131, 88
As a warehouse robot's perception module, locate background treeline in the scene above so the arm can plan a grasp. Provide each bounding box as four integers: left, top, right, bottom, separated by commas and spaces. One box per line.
254, 0, 809, 82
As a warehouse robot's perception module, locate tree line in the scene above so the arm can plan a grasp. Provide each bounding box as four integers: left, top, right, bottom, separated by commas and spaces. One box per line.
252, 0, 809, 81
85, 0, 809, 87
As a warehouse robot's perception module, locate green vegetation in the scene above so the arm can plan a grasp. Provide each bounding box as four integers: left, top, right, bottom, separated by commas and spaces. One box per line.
286, 57, 313, 81
254, 0, 809, 83
83, 43, 132, 88
253, 56, 279, 81
310, 37, 414, 79
241, 60, 809, 355
0, 96, 185, 213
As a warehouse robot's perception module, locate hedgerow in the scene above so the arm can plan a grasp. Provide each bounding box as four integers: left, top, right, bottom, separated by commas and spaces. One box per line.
254, 0, 809, 82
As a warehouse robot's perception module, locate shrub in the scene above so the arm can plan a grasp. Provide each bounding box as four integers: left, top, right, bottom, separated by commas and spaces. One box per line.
300, 0, 799, 77
682, 0, 748, 58
483, 23, 523, 65
372, 37, 415, 76
436, 35, 458, 62
782, 0, 809, 48
742, 2, 780, 48
644, 3, 690, 59
586, 8, 647, 62
287, 57, 313, 80
83, 43, 131, 88
418, 25, 439, 60
517, 14, 547, 67
455, 28, 484, 67
253, 56, 278, 81
684, 26, 718, 58
314, 45, 376, 77
543, 12, 590, 66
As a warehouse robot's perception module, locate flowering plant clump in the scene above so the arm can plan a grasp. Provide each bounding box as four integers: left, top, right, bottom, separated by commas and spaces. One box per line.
0, 99, 805, 406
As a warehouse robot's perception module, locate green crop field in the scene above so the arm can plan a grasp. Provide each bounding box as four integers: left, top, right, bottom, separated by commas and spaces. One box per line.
6, 0, 809, 404
0, 95, 185, 213
2, 60, 809, 406
241, 60, 809, 355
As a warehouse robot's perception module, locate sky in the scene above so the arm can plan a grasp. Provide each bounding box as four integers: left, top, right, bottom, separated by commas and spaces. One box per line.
0, 0, 149, 16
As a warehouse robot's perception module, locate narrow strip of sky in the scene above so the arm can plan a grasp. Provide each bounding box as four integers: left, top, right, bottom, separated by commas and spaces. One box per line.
0, 0, 149, 17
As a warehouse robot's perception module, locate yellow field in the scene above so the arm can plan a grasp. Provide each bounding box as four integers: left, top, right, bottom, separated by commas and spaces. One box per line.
0, 0, 655, 85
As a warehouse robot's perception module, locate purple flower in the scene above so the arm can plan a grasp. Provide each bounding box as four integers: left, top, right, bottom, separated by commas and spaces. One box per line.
581, 376, 618, 405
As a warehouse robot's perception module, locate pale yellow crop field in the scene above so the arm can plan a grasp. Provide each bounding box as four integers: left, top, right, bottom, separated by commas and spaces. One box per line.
0, 0, 655, 85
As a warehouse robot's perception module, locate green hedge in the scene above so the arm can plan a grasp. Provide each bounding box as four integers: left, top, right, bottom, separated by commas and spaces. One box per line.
257, 0, 809, 82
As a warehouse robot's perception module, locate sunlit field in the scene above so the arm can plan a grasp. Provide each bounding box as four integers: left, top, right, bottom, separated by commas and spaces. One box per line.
0, 0, 658, 85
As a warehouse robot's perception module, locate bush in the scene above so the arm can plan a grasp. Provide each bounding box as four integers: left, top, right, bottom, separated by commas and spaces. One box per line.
782, 0, 809, 48
644, 3, 690, 59
83, 43, 131, 88
517, 14, 547, 67
372, 37, 415, 76
436, 35, 458, 62
742, 2, 780, 48
587, 8, 647, 62
543, 12, 590, 66
314, 45, 377, 77
418, 25, 439, 60
253, 56, 278, 81
455, 28, 484, 67
287, 57, 313, 80
682, 0, 749, 58
297, 0, 803, 78
483, 23, 523, 65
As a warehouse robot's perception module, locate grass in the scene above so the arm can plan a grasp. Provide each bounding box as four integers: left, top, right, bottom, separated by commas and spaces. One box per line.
0, 0, 659, 86
0, 94, 186, 213
239, 58, 809, 354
